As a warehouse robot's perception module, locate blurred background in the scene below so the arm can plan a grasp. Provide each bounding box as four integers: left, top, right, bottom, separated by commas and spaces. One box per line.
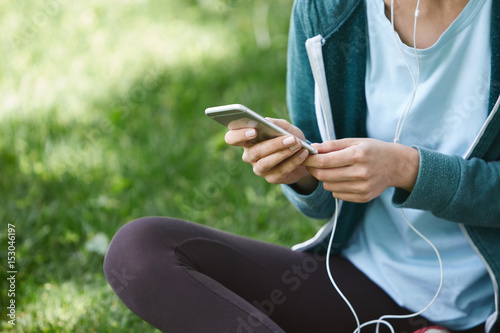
0, 0, 324, 331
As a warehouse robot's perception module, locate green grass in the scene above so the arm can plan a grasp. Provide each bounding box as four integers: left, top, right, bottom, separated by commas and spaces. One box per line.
0, 0, 324, 331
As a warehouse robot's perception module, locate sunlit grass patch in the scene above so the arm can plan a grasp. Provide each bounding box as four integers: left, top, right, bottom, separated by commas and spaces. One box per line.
4, 278, 159, 333
0, 0, 325, 331
0, 0, 249, 122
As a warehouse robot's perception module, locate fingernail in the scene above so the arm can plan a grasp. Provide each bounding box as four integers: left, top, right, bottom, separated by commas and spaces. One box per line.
311, 143, 322, 147
290, 142, 301, 151
283, 136, 296, 146
299, 150, 308, 159
245, 129, 256, 138
247, 120, 258, 127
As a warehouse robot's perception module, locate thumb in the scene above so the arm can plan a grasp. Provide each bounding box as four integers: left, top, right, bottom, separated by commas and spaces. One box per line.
312, 138, 360, 153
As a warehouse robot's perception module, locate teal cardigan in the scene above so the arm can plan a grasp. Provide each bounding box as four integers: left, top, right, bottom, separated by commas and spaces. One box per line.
283, 0, 500, 331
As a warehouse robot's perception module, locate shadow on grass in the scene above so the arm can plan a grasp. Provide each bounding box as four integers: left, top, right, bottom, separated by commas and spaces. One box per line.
0, 29, 323, 332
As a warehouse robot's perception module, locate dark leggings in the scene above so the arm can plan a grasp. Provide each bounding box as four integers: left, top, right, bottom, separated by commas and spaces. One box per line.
103, 217, 484, 333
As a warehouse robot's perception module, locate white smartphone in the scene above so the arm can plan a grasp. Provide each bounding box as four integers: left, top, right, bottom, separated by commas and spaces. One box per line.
205, 104, 318, 154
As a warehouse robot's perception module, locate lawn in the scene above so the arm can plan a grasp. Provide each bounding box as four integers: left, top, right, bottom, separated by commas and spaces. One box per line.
0, 0, 324, 331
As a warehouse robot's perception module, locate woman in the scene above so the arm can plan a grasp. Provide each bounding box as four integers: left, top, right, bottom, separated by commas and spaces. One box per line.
104, 0, 500, 332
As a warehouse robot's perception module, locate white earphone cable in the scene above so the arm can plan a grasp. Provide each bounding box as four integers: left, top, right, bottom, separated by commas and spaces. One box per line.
392, 0, 422, 144
325, 198, 361, 330
324, 1, 444, 332
375, 209, 444, 331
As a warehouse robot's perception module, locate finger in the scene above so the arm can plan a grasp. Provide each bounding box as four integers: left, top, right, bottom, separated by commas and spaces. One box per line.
243, 135, 301, 164
319, 180, 377, 203
311, 138, 362, 154
303, 148, 358, 169
329, 187, 379, 203
320, 174, 384, 203
225, 128, 257, 146
321, 179, 374, 194
329, 191, 375, 204
306, 164, 371, 183
254, 148, 308, 178
273, 149, 310, 181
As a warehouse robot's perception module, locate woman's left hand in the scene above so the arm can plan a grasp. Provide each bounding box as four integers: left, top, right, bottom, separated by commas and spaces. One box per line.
303, 138, 420, 203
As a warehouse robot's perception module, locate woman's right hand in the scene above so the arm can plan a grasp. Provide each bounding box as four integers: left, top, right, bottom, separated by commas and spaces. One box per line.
224, 118, 317, 190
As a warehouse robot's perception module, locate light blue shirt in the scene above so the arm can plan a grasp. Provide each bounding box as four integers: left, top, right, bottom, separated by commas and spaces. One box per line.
342, 0, 495, 329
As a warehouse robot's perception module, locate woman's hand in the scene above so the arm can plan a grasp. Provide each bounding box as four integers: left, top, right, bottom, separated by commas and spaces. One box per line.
224, 118, 316, 190
303, 138, 420, 203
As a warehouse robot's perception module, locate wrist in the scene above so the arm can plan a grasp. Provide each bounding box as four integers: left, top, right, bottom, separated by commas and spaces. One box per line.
393, 145, 420, 192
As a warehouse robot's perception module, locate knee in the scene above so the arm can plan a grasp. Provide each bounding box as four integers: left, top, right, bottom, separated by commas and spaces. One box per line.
103, 217, 183, 295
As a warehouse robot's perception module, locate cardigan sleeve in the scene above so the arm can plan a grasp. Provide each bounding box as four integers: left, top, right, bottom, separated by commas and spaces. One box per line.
281, 183, 336, 219
393, 146, 500, 228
